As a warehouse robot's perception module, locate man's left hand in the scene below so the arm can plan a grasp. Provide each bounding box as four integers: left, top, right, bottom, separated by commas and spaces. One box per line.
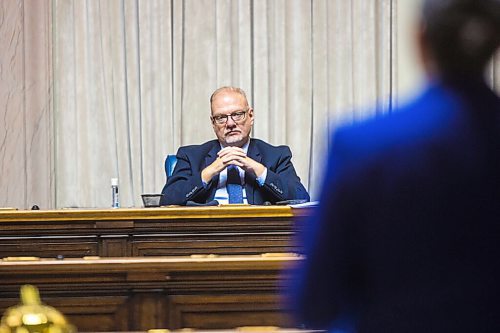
217, 146, 266, 177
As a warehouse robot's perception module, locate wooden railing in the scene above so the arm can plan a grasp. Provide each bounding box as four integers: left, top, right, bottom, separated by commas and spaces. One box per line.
0, 254, 303, 331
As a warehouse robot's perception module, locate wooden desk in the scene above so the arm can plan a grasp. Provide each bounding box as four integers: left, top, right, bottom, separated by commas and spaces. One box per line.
0, 206, 312, 258
0, 255, 302, 332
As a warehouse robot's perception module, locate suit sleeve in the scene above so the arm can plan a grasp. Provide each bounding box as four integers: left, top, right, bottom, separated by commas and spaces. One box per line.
159, 148, 213, 205
261, 146, 310, 202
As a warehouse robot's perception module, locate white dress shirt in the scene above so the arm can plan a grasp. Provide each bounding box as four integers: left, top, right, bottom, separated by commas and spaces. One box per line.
212, 139, 267, 204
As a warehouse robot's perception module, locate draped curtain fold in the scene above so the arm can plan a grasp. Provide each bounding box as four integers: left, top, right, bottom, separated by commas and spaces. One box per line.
52, 0, 395, 207
2, 0, 499, 208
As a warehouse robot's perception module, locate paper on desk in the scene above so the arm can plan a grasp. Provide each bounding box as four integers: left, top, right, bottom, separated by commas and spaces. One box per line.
289, 201, 319, 208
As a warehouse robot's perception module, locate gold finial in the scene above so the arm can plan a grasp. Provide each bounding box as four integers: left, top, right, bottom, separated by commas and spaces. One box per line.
0, 285, 77, 333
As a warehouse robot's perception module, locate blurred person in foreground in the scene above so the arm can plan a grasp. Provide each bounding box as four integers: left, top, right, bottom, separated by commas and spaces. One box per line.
160, 86, 309, 206
292, 0, 500, 332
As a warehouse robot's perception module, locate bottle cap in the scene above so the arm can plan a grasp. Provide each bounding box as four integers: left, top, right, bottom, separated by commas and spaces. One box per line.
111, 178, 119, 186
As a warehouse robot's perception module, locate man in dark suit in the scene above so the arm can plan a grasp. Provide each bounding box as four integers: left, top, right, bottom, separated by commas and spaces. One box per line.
160, 86, 309, 206
293, 0, 500, 332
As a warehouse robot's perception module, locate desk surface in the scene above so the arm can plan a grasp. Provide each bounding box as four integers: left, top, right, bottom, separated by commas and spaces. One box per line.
0, 205, 312, 222
0, 254, 302, 273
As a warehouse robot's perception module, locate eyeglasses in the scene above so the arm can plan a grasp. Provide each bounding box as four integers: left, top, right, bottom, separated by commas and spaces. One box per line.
211, 110, 248, 125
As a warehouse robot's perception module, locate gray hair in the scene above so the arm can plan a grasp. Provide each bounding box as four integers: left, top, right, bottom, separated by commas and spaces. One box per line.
210, 86, 249, 112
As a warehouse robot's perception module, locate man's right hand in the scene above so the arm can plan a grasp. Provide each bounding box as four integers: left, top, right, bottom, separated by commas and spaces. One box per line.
201, 146, 248, 183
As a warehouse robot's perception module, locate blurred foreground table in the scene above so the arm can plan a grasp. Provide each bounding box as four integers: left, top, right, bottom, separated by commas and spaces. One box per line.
0, 254, 304, 332
83, 330, 322, 333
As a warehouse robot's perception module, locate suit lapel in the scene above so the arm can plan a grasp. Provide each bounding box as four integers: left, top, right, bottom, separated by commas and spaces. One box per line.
245, 139, 262, 204
204, 141, 221, 201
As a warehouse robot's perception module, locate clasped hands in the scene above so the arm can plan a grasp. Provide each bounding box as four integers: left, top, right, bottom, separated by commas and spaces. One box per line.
201, 146, 266, 183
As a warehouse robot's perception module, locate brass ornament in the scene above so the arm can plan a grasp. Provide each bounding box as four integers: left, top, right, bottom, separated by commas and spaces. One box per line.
0, 285, 76, 333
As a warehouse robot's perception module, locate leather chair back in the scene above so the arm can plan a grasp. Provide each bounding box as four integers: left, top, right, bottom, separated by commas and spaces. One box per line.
164, 155, 177, 179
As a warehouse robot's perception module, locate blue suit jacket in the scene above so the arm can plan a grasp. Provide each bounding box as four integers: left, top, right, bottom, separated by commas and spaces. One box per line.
293, 80, 500, 332
160, 138, 309, 205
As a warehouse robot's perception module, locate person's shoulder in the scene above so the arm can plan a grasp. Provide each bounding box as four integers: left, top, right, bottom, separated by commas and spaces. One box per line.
334, 83, 460, 155
251, 138, 291, 153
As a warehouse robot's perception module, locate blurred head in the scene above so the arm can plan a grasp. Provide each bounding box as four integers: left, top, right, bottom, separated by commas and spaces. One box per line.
418, 0, 500, 80
210, 87, 254, 147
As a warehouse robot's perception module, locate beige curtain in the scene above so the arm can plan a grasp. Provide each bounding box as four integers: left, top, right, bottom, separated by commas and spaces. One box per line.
0, 0, 53, 209
51, 0, 395, 208
1, 0, 499, 209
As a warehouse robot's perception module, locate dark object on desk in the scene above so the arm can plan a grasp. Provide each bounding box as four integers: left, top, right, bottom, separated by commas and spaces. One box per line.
186, 200, 219, 206
31, 205, 39, 210
141, 194, 163, 207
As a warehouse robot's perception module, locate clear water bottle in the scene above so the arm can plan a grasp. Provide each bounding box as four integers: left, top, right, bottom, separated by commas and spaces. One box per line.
111, 178, 120, 208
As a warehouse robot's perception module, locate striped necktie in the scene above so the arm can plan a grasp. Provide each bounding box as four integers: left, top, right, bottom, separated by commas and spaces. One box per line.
226, 165, 243, 204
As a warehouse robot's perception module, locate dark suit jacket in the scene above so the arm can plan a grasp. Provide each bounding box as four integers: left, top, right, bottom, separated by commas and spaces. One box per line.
293, 80, 500, 333
160, 138, 309, 205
